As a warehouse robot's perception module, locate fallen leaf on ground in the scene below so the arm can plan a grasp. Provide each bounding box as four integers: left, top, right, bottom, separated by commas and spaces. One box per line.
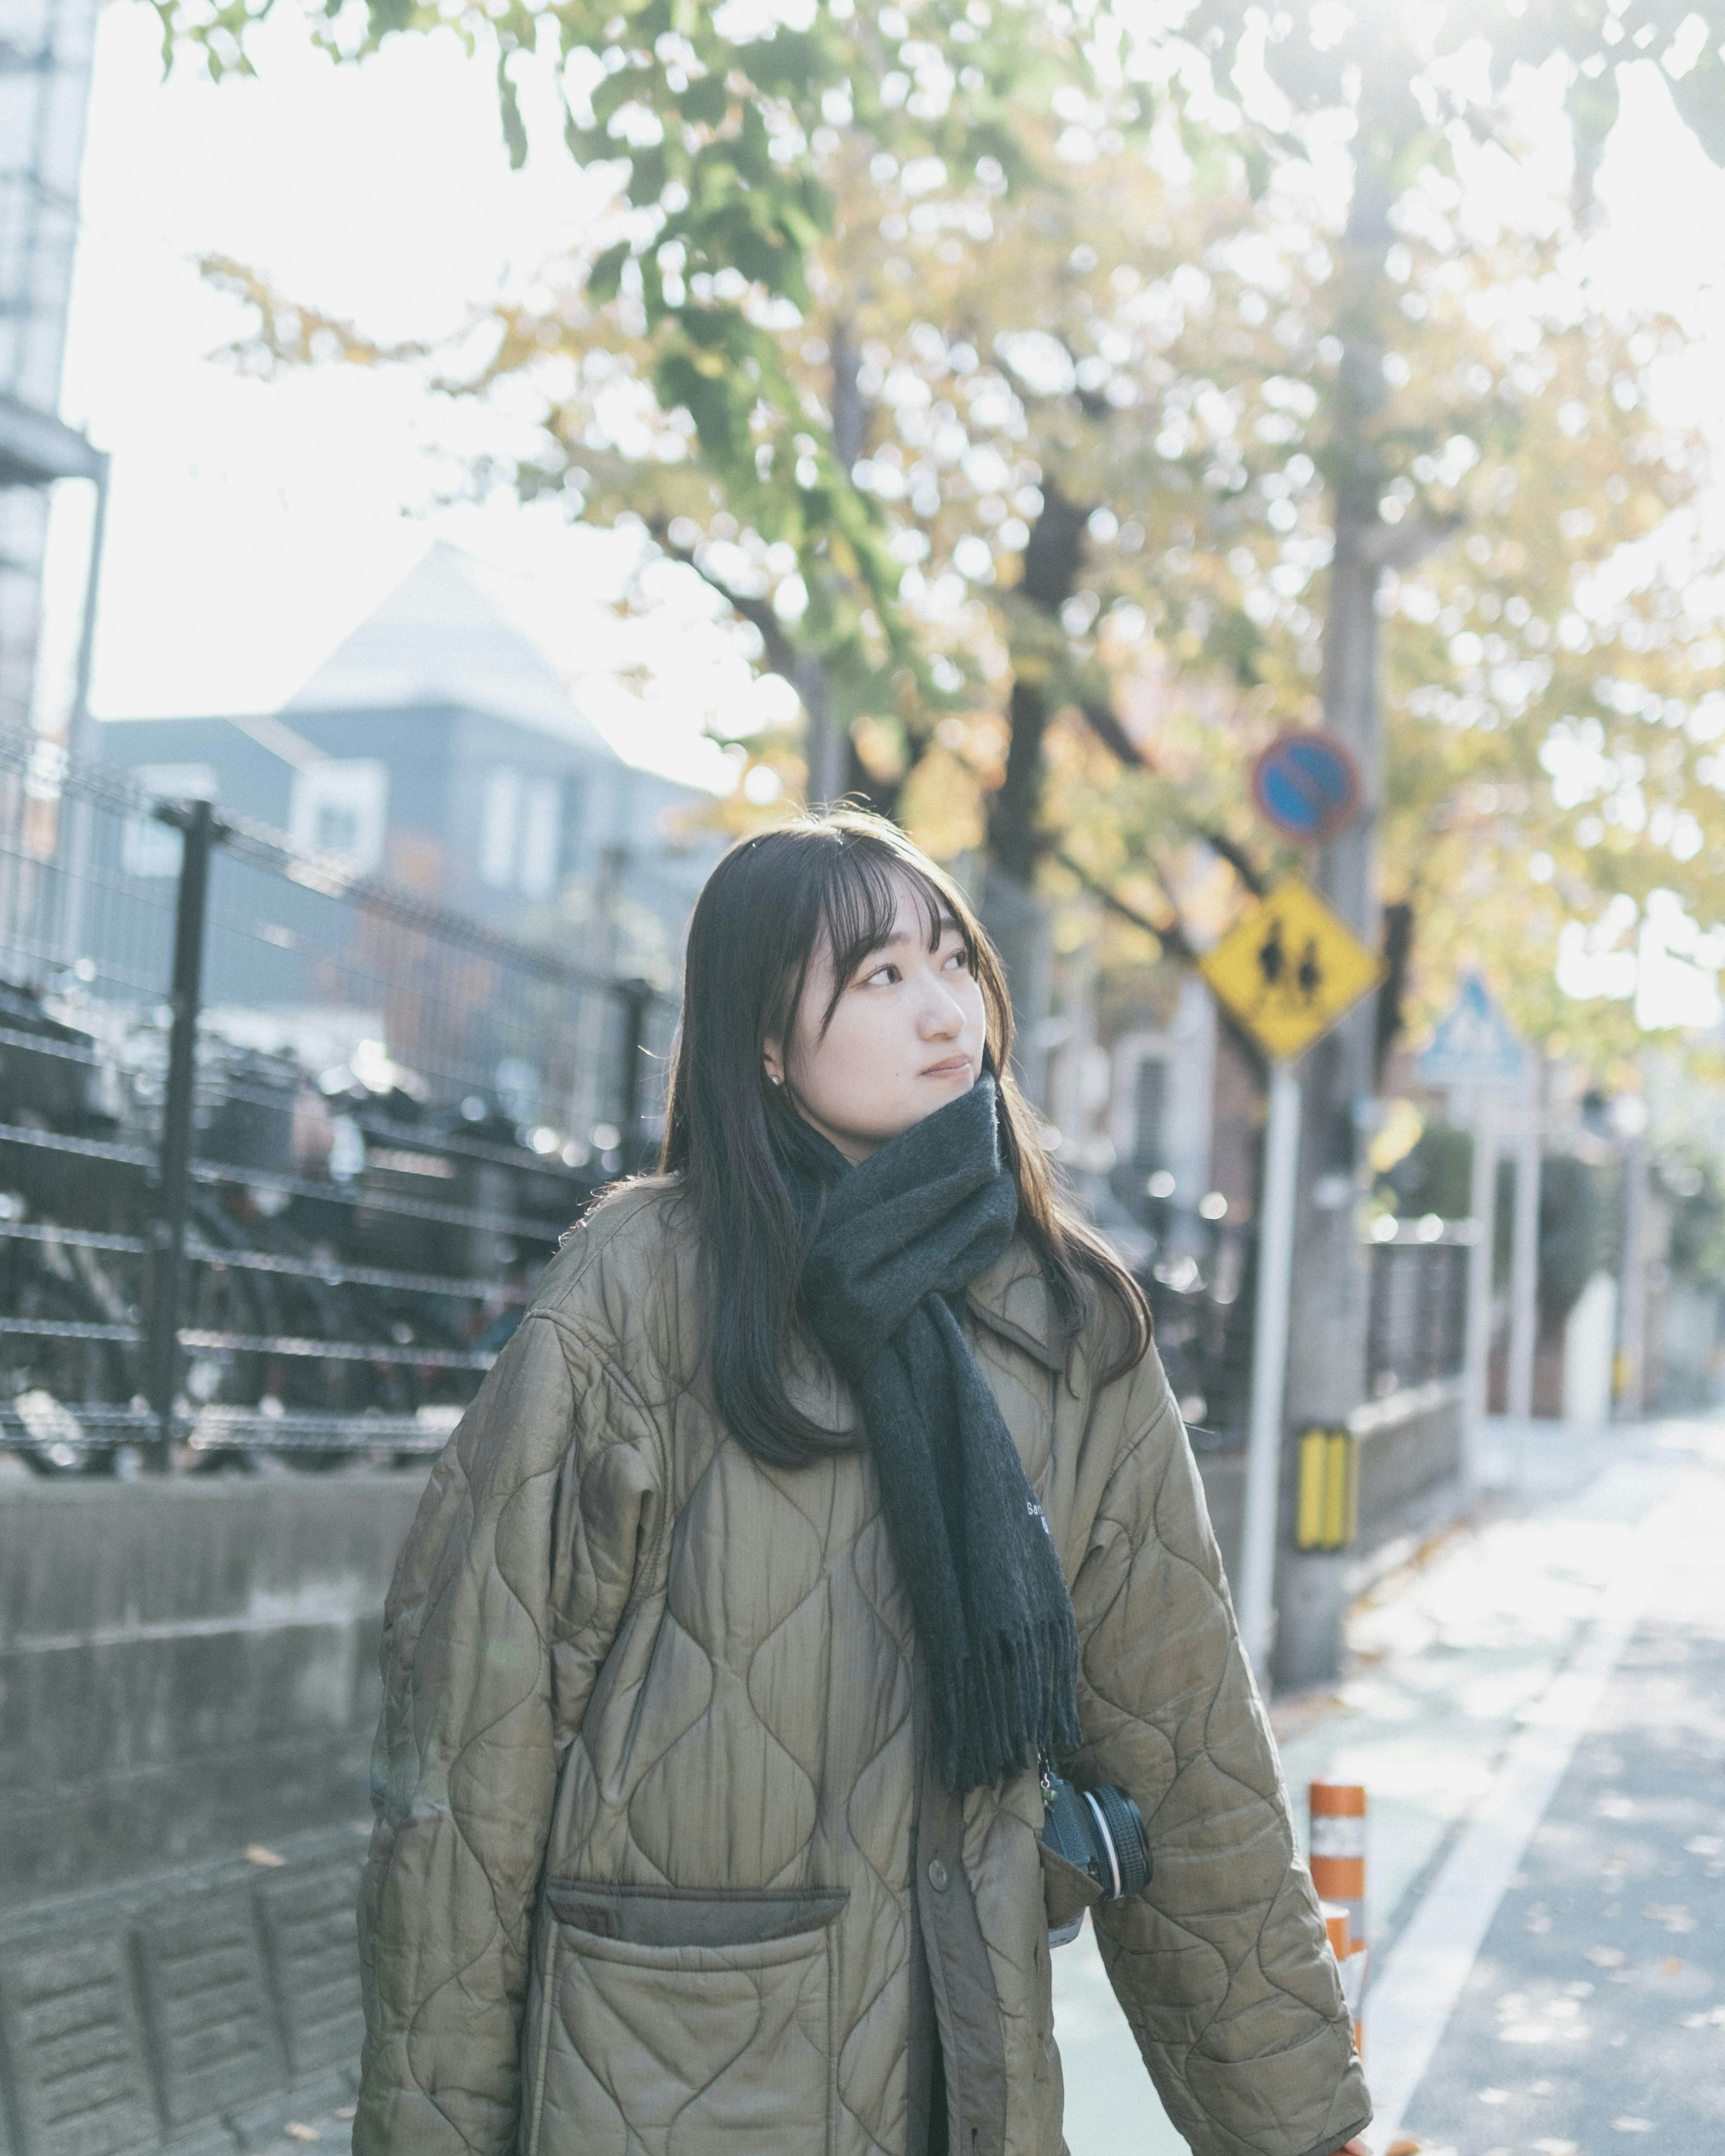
1384, 2141, 1421, 2156
244, 1844, 287, 1868
336, 2107, 357, 2121
1660, 1957, 1684, 1973
284, 2128, 320, 2145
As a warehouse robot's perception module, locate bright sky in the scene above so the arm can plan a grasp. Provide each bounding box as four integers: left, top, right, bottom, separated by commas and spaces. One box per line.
36, 8, 1725, 838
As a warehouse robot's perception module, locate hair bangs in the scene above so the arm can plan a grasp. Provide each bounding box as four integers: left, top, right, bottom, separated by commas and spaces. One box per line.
810, 843, 964, 1039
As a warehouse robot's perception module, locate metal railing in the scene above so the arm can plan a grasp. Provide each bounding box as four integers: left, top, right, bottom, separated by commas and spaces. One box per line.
1363, 1219, 1472, 1398
0, 728, 675, 1471
1123, 1202, 1471, 1446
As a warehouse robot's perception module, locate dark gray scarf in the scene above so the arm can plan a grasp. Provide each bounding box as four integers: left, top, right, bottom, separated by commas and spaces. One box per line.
778, 1075, 1081, 1791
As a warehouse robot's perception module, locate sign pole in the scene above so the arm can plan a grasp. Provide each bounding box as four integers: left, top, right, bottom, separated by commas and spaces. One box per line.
1462, 1089, 1495, 1499
1507, 1072, 1540, 1426
1237, 1057, 1301, 1681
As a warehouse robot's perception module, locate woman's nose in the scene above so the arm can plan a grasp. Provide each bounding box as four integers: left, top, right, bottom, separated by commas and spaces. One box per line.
918, 979, 965, 1035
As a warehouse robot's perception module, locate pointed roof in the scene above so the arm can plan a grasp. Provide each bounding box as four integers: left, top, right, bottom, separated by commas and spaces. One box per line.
281, 542, 610, 749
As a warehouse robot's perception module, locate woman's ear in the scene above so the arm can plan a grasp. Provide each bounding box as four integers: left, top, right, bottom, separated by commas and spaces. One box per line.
762, 1036, 785, 1088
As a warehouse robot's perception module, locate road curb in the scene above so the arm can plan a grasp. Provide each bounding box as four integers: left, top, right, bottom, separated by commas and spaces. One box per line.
0, 1823, 367, 2156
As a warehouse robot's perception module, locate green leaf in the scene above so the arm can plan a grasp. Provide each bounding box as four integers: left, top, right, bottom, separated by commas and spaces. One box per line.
588, 240, 630, 304
733, 100, 774, 187
681, 71, 729, 127
627, 143, 667, 206
497, 53, 527, 169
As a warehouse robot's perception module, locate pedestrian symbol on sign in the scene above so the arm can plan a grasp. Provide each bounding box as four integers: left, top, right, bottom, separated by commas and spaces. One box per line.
1202, 877, 1384, 1063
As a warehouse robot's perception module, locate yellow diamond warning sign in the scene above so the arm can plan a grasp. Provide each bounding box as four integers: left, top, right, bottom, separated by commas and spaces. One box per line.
1200, 877, 1385, 1063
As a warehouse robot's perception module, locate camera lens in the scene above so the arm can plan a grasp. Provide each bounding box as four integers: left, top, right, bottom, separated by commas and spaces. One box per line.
1040, 1773, 1151, 1906
1088, 1783, 1151, 1900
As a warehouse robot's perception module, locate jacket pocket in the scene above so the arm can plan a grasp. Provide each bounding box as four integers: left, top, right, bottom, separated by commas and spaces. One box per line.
523, 1883, 847, 2156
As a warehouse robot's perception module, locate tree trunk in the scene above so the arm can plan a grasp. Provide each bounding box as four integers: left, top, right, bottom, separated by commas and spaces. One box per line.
804, 322, 868, 810
986, 482, 1088, 876
982, 485, 1090, 1106
798, 652, 845, 807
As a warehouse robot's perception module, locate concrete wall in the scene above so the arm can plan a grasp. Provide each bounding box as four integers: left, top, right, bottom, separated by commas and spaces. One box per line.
0, 1475, 422, 2156
0, 1475, 422, 1914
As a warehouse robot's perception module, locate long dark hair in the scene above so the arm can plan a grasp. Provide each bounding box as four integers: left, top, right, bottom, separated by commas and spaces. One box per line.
657, 808, 1151, 1469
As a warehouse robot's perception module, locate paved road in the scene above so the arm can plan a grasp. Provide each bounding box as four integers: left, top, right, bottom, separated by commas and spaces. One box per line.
1057, 1415, 1725, 2156
1387, 1428, 1724, 2156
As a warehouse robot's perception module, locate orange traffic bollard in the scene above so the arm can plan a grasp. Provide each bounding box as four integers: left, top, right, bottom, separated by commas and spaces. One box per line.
1320, 1898, 1367, 2056
1309, 1780, 1366, 1945
1311, 1782, 1367, 2056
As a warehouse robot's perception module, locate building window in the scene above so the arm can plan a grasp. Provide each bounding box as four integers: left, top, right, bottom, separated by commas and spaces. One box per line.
122, 765, 217, 879
290, 760, 388, 875
480, 765, 562, 897
479, 766, 520, 889
519, 778, 561, 898
1132, 1056, 1168, 1178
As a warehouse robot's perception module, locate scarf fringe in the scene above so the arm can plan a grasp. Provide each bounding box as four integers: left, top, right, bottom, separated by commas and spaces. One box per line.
933, 1611, 1084, 1791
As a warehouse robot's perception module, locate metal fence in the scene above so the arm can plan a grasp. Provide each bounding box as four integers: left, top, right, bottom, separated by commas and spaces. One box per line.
1137, 1211, 1470, 1446
1363, 1221, 1471, 1398
0, 727, 675, 1471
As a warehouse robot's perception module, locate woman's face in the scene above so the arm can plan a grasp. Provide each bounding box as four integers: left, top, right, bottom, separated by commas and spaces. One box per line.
764, 877, 987, 1163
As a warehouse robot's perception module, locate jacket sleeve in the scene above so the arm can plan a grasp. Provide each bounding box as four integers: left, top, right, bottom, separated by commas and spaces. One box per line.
1067, 1360, 1370, 2156
353, 1309, 661, 2155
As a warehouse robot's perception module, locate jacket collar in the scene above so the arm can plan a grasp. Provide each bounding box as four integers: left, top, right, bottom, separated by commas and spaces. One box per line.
966, 1240, 1064, 1372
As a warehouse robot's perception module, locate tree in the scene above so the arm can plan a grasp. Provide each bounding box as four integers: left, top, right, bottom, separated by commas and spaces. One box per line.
174, 0, 1725, 1672
1119, 0, 1725, 1681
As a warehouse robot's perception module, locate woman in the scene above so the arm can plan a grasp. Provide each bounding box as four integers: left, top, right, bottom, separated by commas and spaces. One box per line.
356, 811, 1371, 2156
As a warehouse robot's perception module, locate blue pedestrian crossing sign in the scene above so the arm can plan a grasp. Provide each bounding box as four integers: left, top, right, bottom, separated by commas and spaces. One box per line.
1416, 972, 1526, 1088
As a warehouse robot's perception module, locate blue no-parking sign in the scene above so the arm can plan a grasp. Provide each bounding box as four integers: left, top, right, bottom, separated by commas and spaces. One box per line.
1250, 731, 1362, 846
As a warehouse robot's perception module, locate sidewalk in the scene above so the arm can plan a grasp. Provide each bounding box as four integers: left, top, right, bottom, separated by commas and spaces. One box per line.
1053, 1412, 1724, 2156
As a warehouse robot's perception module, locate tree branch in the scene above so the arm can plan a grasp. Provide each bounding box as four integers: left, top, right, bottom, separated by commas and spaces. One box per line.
649, 522, 799, 678
1054, 849, 1197, 966
1074, 698, 1268, 897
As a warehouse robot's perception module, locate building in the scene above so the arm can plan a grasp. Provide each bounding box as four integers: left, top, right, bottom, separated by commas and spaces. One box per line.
97, 543, 722, 985
0, 0, 106, 735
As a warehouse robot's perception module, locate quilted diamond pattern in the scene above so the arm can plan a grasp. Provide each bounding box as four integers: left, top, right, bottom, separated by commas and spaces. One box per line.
356, 1184, 1369, 2156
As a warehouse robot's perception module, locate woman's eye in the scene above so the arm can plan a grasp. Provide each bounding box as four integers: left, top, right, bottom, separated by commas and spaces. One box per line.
863, 963, 899, 987
944, 947, 968, 971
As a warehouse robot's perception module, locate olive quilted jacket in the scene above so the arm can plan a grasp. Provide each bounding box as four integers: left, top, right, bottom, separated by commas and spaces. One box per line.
355, 1181, 1370, 2156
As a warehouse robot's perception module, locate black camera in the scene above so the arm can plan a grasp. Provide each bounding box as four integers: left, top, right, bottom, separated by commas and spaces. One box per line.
1040, 1771, 1150, 1945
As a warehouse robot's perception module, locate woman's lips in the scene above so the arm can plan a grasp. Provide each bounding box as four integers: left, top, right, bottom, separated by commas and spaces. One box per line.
921, 1056, 972, 1078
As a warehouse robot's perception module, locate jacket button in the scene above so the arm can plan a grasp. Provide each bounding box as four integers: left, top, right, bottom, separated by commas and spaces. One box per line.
928, 1859, 949, 1891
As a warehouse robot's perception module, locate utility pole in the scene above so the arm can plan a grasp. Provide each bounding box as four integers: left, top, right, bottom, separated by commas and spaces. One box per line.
1507, 1075, 1541, 1425
1272, 155, 1391, 1689
1236, 1062, 1302, 1679
1616, 1122, 1648, 1420
1461, 1091, 1496, 1499
1274, 123, 1455, 1688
